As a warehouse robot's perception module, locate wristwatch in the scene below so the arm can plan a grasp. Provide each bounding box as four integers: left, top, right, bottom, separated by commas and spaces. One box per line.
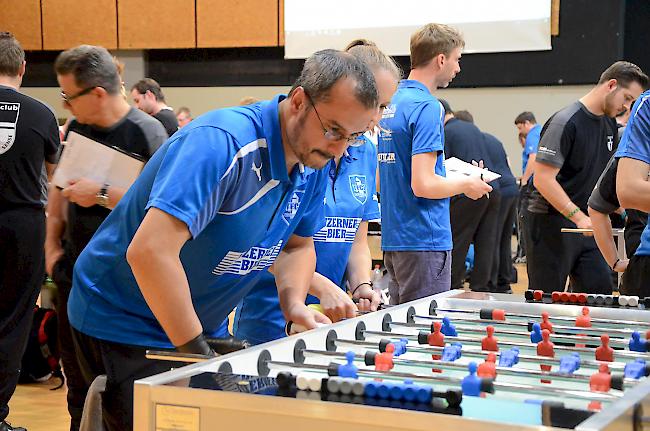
96, 184, 110, 208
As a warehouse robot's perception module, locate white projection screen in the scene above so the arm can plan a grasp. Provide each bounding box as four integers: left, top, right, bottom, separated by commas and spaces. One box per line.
284, 0, 552, 59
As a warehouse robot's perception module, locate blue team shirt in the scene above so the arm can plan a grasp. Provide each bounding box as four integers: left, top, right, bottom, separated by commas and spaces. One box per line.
68, 96, 328, 348
378, 79, 452, 251
615, 90, 650, 256
522, 124, 541, 174
232, 137, 380, 345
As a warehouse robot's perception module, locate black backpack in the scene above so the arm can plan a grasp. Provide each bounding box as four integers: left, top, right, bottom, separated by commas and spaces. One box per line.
19, 306, 64, 390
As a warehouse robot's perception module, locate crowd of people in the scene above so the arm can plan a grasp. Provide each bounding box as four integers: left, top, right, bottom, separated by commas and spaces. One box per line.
1, 21, 649, 431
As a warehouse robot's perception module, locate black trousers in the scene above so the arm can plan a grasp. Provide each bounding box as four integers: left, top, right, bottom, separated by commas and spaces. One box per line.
621, 254, 650, 297
71, 328, 181, 431
51, 252, 86, 431
516, 183, 532, 259
0, 207, 45, 422
450, 191, 501, 291
525, 211, 613, 294
624, 209, 648, 257
489, 193, 517, 291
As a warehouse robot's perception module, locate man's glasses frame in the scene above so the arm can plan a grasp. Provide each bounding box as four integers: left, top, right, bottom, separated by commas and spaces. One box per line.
60, 86, 97, 104
303, 90, 366, 143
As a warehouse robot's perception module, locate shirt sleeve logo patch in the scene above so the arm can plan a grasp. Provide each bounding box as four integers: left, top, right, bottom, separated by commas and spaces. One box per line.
0, 102, 20, 155
349, 175, 368, 204
282, 190, 304, 225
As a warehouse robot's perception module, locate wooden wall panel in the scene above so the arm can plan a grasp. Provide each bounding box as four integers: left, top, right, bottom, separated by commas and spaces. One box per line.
42, 0, 117, 50
0, 0, 42, 50
118, 0, 195, 49
197, 0, 278, 48
278, 0, 284, 46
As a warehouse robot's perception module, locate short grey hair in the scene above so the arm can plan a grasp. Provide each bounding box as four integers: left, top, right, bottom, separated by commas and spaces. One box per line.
54, 45, 122, 94
290, 49, 378, 110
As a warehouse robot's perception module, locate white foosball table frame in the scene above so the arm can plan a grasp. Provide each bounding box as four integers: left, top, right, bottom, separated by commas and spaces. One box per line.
134, 290, 650, 431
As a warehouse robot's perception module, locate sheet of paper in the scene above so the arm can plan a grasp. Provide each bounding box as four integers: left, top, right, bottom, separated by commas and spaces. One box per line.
445, 157, 501, 182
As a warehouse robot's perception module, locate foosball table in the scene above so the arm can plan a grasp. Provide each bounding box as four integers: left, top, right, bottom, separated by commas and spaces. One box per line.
134, 290, 650, 431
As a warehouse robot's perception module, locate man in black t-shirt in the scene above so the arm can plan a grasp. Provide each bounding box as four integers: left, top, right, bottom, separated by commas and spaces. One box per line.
526, 61, 647, 294
45, 46, 166, 431
130, 78, 179, 137
0, 32, 60, 431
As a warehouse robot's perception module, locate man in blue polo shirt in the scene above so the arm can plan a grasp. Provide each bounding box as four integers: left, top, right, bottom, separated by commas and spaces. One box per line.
515, 112, 541, 185
378, 23, 491, 304
616, 89, 650, 297
67, 50, 379, 431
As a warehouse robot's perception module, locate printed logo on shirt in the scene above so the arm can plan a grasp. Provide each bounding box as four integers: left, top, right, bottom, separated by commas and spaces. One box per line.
212, 240, 283, 276
382, 104, 396, 119
349, 175, 368, 204
537, 146, 556, 157
606, 135, 614, 152
378, 152, 396, 163
282, 190, 304, 225
0, 102, 20, 155
251, 161, 263, 181
313, 217, 361, 243
379, 128, 392, 142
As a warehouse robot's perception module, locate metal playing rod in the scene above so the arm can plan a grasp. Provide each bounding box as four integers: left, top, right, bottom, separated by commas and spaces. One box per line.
408, 315, 637, 338
145, 350, 215, 363
333, 338, 627, 370
362, 329, 650, 361
430, 307, 650, 329
265, 360, 620, 402
390, 321, 630, 347
300, 349, 638, 388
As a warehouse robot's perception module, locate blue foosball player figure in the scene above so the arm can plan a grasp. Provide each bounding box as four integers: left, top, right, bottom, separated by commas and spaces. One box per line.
624, 359, 647, 379
461, 362, 482, 396
338, 351, 358, 378
559, 352, 581, 375
441, 316, 458, 337
530, 322, 543, 343
629, 331, 648, 353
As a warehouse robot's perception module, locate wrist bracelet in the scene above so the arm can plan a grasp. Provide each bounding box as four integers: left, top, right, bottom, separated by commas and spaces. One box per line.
611, 258, 620, 270
351, 281, 373, 296
566, 207, 580, 219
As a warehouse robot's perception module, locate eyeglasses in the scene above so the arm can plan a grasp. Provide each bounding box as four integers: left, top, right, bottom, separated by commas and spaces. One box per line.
60, 86, 97, 104
304, 91, 366, 143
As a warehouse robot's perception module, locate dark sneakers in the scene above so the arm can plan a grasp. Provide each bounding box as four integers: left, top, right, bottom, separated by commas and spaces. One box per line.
0, 421, 27, 431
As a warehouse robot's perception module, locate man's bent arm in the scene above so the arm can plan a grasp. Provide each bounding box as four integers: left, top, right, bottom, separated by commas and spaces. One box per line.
534, 161, 592, 230
126, 207, 200, 347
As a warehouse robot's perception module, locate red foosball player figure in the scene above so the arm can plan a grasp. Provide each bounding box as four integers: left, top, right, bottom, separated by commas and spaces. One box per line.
589, 363, 611, 392
575, 306, 592, 328
540, 311, 553, 333
537, 329, 554, 383
482, 326, 499, 352
375, 343, 395, 372
575, 306, 592, 348
595, 334, 614, 362
477, 352, 497, 379
428, 321, 445, 361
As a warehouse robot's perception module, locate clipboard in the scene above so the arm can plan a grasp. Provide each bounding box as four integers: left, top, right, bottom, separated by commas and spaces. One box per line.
52, 131, 145, 190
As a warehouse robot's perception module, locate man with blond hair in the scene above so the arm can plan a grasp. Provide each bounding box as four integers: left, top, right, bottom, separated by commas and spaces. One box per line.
378, 23, 491, 303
